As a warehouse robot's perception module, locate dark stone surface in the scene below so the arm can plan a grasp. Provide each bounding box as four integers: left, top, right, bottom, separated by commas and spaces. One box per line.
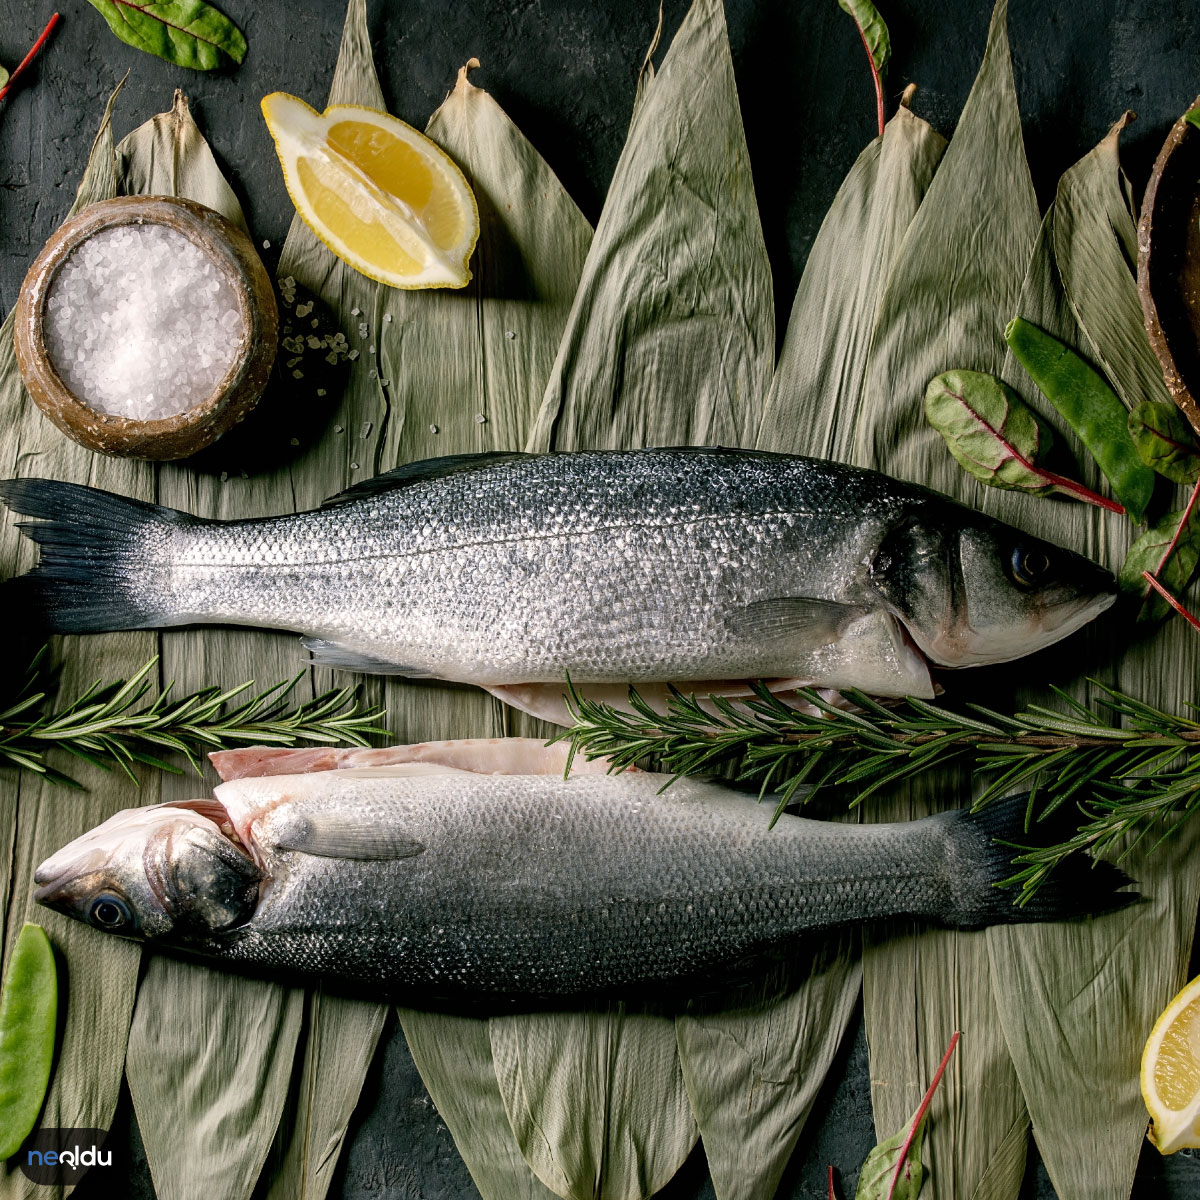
6, 1, 1200, 1197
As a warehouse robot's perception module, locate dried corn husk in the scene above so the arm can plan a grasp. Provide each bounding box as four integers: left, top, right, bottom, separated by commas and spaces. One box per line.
985, 119, 1200, 1199
0, 79, 154, 1200
672, 98, 943, 1200
853, 3, 1039, 1197
490, 1004, 697, 1200
527, 0, 773, 453
757, 97, 946, 457
270, 1, 592, 1197
102, 91, 312, 1200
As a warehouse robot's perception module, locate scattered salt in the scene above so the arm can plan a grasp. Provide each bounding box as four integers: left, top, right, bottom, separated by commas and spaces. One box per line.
44, 224, 242, 421
350, 461, 360, 470
505, 330, 515, 339
333, 424, 344, 433
317, 389, 327, 397
262, 239, 271, 249
292, 369, 304, 379
360, 421, 372, 438
430, 424, 439, 434
475, 412, 487, 424
290, 437, 300, 446
351, 307, 361, 317
384, 314, 392, 323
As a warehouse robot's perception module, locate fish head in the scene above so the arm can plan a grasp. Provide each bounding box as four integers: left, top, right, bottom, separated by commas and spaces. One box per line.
33, 801, 262, 943
871, 512, 1116, 669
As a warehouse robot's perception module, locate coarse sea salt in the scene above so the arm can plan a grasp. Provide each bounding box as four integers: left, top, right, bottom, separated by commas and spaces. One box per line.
44, 223, 243, 421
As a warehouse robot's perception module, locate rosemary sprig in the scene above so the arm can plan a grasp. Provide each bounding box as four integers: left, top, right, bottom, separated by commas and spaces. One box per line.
0, 648, 388, 787
557, 677, 1200, 902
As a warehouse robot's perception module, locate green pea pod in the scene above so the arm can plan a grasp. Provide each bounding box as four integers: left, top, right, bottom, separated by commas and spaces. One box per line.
1005, 317, 1157, 522
0, 924, 58, 1160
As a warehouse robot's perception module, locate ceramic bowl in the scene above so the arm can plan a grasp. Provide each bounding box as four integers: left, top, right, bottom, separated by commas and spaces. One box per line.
14, 195, 278, 460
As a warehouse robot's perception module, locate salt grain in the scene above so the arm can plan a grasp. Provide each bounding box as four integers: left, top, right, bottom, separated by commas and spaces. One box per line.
475, 412, 487, 424
429, 424, 438, 434
44, 224, 242, 421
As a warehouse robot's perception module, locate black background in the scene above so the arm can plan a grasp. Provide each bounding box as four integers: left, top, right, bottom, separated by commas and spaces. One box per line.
3, 0, 1200, 1196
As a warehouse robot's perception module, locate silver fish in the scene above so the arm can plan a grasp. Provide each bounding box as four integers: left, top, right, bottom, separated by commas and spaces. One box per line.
0, 449, 1116, 723
33, 739, 1132, 999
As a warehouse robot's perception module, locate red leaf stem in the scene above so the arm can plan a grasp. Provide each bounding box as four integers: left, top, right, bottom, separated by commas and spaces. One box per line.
1154, 475, 1200, 577
1142, 571, 1200, 632
828, 1164, 838, 1200
0, 12, 61, 104
850, 18, 886, 137
886, 1030, 961, 1200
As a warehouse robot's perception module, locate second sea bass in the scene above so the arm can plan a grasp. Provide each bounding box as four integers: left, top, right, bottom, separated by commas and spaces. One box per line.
0, 448, 1115, 721
33, 739, 1134, 999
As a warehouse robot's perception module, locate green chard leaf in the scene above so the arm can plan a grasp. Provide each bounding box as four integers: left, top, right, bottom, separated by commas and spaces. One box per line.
85, 0, 247, 71
1128, 401, 1200, 485
837, 0, 890, 133
837, 0, 890, 76
855, 1033, 960, 1200
1004, 316, 1156, 521
1185, 106, 1200, 132
924, 368, 1120, 511
1120, 499, 1200, 620
0, 65, 9, 91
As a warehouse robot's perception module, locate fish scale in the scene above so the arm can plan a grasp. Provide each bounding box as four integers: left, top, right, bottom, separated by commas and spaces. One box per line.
0, 447, 1117, 709
32, 759, 1136, 999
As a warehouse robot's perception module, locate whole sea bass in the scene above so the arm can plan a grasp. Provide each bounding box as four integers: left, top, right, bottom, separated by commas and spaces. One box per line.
0, 449, 1116, 722
33, 739, 1133, 999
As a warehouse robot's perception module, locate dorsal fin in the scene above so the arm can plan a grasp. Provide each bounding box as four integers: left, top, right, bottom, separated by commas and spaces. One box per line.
321, 451, 535, 507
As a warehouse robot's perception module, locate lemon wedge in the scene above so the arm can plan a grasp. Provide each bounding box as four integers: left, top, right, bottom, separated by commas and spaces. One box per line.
1141, 972, 1200, 1153
261, 92, 478, 289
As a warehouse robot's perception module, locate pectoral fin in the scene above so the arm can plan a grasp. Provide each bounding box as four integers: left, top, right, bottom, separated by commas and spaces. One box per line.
727, 597, 865, 646
301, 636, 429, 677
276, 812, 426, 860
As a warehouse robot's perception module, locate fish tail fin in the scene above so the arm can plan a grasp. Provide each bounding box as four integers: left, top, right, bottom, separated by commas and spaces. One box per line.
0, 478, 195, 633
949, 793, 1139, 926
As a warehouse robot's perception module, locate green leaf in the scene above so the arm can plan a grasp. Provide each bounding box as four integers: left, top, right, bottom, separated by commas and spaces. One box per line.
1128, 401, 1200, 485
924, 368, 1057, 492
0, 65, 9, 91
1120, 503, 1200, 617
1185, 106, 1200, 132
854, 1033, 959, 1200
855, 1, 1039, 1194
84, 0, 247, 71
0, 924, 57, 1160
1004, 316, 1156, 521
837, 0, 890, 76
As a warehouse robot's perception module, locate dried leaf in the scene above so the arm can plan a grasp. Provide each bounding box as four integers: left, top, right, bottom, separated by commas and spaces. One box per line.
674, 947, 861, 1200
693, 96, 941, 1200
757, 101, 945, 458
399, 1011, 562, 1200
112, 94, 312, 1200
260, 2, 591, 1197
490, 1005, 697, 1200
854, 3, 1039, 1195
1004, 317, 1154, 520
0, 81, 159, 1199
262, 992, 388, 1200
84, 0, 247, 71
1053, 113, 1176, 419
527, 0, 773, 452
986, 120, 1200, 1200
1128, 401, 1200, 485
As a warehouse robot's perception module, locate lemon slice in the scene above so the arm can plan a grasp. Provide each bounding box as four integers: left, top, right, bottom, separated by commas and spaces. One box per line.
261, 92, 478, 289
1141, 973, 1200, 1153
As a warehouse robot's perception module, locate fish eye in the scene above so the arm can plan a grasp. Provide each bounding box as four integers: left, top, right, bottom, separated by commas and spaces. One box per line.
89, 895, 132, 930
1011, 546, 1052, 589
